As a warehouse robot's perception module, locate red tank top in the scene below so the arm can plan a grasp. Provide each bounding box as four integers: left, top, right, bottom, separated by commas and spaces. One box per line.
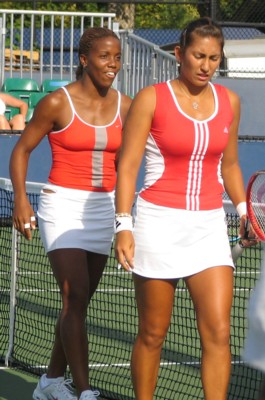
48, 88, 122, 192
140, 81, 234, 210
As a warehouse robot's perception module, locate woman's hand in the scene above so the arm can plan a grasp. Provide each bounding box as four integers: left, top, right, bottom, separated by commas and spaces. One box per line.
239, 215, 259, 247
13, 197, 36, 240
115, 230, 135, 272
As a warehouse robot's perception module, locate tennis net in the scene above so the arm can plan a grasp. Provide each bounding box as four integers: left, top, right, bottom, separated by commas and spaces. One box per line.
0, 177, 263, 399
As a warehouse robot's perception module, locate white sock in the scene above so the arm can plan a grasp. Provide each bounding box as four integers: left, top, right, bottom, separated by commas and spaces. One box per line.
40, 373, 64, 388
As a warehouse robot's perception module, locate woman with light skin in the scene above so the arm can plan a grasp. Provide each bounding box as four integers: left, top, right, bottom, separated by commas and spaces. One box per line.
115, 17, 258, 400
0, 92, 28, 130
10, 27, 131, 400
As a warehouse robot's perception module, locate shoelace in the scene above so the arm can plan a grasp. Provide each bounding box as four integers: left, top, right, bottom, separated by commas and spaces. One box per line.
81, 390, 100, 399
58, 379, 76, 399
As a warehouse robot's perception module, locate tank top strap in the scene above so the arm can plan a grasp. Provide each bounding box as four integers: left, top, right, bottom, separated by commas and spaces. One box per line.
114, 90, 121, 122
117, 90, 121, 111
61, 87, 121, 122
61, 86, 76, 115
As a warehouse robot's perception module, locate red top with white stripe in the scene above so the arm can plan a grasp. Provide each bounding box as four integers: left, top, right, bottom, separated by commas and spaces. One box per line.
139, 81, 234, 210
47, 87, 122, 192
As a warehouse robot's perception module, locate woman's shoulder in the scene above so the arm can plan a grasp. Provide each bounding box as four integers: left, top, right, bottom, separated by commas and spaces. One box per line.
120, 92, 132, 109
37, 86, 69, 109
133, 84, 156, 101
212, 82, 240, 114
212, 82, 239, 101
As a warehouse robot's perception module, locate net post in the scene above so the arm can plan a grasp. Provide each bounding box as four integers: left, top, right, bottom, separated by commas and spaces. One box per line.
5, 225, 18, 366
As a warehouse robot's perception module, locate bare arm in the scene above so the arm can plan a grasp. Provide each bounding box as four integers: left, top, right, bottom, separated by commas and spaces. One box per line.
115, 93, 132, 169
115, 86, 155, 270
120, 93, 133, 125
221, 88, 257, 243
9, 92, 65, 239
0, 93, 28, 118
221, 89, 245, 206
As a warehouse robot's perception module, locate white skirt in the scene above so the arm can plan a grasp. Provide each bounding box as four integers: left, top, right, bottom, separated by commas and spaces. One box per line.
242, 247, 265, 372
37, 183, 115, 255
133, 196, 234, 279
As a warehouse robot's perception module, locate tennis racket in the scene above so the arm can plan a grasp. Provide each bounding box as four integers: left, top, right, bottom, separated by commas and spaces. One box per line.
246, 170, 265, 241
231, 170, 265, 263
231, 224, 248, 264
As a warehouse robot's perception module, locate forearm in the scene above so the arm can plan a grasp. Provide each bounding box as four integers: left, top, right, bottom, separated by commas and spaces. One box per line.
222, 163, 246, 208
9, 147, 30, 201
115, 165, 138, 214
19, 103, 28, 118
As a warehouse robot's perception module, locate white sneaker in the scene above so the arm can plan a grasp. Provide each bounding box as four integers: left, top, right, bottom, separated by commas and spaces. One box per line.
79, 390, 100, 400
33, 376, 77, 400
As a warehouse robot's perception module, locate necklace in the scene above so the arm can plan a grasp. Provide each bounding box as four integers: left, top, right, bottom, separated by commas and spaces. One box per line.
178, 80, 208, 110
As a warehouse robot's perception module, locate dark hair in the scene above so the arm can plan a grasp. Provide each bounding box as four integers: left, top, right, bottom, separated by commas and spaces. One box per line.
75, 27, 120, 80
180, 17, 224, 53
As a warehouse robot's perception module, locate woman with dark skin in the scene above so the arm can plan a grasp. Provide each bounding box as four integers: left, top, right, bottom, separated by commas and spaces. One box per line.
10, 27, 131, 400
115, 17, 257, 400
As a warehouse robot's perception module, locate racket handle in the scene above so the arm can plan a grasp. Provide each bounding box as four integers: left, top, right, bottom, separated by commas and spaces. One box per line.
231, 242, 245, 263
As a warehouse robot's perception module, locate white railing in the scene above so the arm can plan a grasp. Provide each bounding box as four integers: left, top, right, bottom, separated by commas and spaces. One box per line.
118, 30, 178, 97
0, 9, 178, 96
0, 9, 116, 85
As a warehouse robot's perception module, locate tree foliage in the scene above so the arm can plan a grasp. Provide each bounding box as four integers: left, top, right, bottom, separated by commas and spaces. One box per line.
0, 1, 264, 28
0, 1, 108, 13
134, 4, 199, 29
218, 0, 245, 19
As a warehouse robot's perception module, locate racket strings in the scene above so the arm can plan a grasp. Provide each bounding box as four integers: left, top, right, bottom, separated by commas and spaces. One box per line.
248, 173, 265, 240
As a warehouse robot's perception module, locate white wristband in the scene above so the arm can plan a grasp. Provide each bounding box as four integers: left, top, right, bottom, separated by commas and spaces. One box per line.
115, 216, 133, 233
236, 202, 247, 218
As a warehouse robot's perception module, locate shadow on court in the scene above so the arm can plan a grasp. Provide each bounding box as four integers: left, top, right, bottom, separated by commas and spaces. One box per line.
0, 369, 108, 400
0, 369, 38, 400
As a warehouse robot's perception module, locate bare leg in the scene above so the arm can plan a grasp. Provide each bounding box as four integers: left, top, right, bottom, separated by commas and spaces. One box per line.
185, 266, 233, 400
0, 115, 11, 130
131, 275, 178, 400
9, 114, 26, 130
46, 248, 107, 397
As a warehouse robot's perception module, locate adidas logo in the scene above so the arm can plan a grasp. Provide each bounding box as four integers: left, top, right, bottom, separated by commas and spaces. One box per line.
224, 126, 229, 134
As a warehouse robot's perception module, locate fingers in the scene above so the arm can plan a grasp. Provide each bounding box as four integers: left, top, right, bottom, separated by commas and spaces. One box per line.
240, 227, 259, 248
115, 231, 135, 272
240, 237, 259, 248
117, 255, 134, 272
14, 215, 36, 240
239, 217, 259, 248
30, 215, 36, 229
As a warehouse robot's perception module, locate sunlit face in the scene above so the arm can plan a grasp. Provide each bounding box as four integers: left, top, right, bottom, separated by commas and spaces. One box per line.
80, 36, 121, 88
175, 34, 223, 85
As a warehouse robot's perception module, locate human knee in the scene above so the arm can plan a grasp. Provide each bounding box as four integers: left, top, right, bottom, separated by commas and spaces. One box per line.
0, 115, 10, 129
201, 322, 230, 348
139, 325, 168, 350
61, 287, 89, 314
11, 114, 25, 130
